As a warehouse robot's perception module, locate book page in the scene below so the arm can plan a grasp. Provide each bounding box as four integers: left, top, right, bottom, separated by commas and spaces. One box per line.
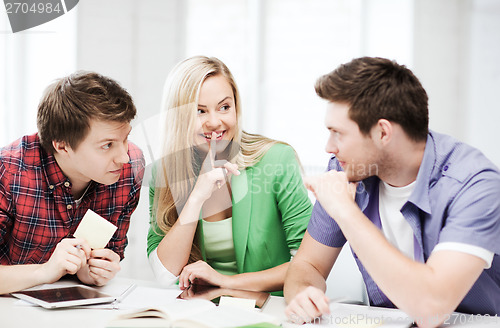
165, 299, 216, 321
107, 299, 279, 328
175, 305, 280, 328
297, 303, 412, 328
107, 299, 215, 327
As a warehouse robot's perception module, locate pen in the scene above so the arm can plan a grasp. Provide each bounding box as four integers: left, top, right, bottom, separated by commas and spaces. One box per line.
117, 283, 137, 302
329, 296, 349, 304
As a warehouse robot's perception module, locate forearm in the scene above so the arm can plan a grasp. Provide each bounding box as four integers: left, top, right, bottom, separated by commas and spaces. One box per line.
333, 205, 479, 325
223, 262, 290, 292
0, 264, 46, 294
156, 196, 203, 276
339, 210, 424, 301
284, 257, 327, 304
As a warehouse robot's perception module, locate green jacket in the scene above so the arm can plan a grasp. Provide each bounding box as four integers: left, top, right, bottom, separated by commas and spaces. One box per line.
147, 144, 312, 291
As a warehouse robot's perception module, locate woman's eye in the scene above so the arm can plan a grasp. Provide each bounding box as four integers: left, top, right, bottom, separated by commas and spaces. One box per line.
220, 105, 230, 112
102, 143, 112, 150
197, 108, 206, 115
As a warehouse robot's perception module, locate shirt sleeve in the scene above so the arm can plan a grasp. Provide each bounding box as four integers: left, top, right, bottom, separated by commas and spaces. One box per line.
0, 160, 13, 247
307, 200, 347, 248
147, 162, 166, 257
438, 169, 500, 255
148, 248, 179, 286
306, 156, 347, 248
432, 242, 494, 269
273, 145, 312, 251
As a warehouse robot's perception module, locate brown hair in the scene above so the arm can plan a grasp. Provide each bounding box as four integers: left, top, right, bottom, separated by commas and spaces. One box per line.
315, 57, 429, 142
37, 71, 137, 153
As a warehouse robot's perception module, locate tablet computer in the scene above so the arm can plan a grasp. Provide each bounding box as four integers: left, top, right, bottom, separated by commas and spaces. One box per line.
11, 285, 117, 309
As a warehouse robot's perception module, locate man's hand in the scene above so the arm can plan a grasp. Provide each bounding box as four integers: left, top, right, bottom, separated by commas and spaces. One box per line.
37, 238, 91, 284
77, 248, 121, 286
304, 171, 358, 220
285, 286, 330, 324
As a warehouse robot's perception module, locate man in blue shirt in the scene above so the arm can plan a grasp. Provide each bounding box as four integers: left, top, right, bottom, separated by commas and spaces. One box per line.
284, 57, 500, 327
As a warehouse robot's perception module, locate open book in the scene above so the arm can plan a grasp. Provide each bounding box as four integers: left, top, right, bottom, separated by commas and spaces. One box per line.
106, 298, 280, 328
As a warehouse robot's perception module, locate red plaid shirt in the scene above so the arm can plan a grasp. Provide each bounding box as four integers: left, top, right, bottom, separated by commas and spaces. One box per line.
0, 133, 145, 264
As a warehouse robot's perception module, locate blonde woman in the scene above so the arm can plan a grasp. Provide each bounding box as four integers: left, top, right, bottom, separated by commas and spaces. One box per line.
147, 56, 312, 295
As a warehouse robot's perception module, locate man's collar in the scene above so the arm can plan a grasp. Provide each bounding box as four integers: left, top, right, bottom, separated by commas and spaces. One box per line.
40, 146, 71, 189
407, 132, 436, 215
353, 132, 435, 215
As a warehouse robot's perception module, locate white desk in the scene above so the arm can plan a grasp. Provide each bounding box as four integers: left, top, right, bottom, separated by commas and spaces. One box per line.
0, 277, 147, 328
0, 277, 287, 328
1, 278, 498, 328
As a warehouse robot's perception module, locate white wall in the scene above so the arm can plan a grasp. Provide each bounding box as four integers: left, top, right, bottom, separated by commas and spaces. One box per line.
414, 0, 471, 142
465, 0, 500, 167
413, 0, 500, 167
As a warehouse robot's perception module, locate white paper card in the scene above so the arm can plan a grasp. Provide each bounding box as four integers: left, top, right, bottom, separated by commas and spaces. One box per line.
218, 296, 256, 311
74, 209, 117, 249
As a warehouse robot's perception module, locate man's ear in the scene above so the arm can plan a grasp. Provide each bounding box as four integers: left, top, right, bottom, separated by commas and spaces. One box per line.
52, 140, 70, 155
373, 119, 393, 146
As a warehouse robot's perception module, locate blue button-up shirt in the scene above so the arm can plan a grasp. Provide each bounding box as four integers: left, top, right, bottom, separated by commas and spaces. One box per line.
308, 131, 500, 315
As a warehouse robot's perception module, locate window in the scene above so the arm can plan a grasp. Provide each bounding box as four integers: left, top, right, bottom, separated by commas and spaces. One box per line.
0, 5, 77, 145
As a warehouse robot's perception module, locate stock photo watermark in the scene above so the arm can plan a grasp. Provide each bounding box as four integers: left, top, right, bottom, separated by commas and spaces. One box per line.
3, 0, 79, 33
290, 312, 500, 326
289, 312, 410, 326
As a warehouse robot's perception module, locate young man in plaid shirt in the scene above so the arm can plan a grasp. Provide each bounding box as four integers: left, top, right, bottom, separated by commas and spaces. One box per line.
0, 71, 145, 294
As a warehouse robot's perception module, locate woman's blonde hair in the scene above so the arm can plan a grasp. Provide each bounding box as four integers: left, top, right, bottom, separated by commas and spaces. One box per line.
154, 56, 285, 263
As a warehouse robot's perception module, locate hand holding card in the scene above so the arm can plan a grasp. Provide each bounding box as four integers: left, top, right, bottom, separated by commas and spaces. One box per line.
74, 209, 117, 249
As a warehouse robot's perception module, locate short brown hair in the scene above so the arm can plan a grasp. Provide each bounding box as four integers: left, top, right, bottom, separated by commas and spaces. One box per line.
315, 57, 429, 142
37, 71, 137, 153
